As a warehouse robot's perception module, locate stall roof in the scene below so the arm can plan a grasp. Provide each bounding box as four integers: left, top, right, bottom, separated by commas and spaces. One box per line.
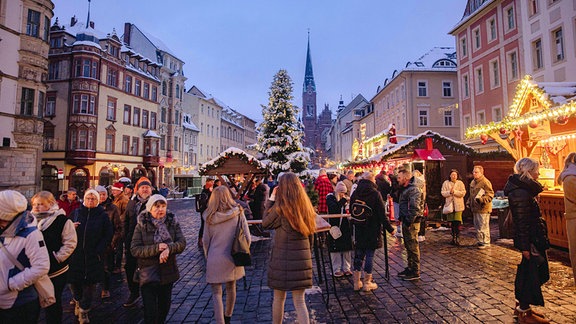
413, 149, 446, 161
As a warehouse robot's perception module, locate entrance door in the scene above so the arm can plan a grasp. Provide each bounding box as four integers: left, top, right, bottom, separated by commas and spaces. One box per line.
70, 168, 89, 197
41, 165, 59, 196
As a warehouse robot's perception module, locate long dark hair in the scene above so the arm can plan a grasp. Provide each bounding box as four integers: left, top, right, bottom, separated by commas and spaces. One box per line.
447, 169, 462, 181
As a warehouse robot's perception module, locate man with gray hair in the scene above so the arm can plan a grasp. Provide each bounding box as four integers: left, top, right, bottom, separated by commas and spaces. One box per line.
468, 165, 494, 249
397, 169, 424, 281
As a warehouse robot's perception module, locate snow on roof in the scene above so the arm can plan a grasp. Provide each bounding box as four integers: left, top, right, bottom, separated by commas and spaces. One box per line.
537, 82, 576, 105
62, 22, 107, 39
125, 62, 160, 82
199, 147, 267, 174
404, 47, 457, 70
72, 40, 102, 50
141, 30, 181, 61
143, 130, 161, 138
182, 120, 199, 132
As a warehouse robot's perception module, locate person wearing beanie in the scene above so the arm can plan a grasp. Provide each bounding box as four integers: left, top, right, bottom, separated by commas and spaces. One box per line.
326, 181, 353, 278
68, 190, 113, 323
95, 186, 122, 299
0, 190, 50, 323
123, 177, 153, 307
110, 182, 128, 273
131, 194, 185, 324
58, 187, 81, 217
30, 191, 77, 324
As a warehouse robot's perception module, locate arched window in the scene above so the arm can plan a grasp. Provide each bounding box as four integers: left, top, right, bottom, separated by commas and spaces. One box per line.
175, 85, 180, 98
162, 81, 167, 96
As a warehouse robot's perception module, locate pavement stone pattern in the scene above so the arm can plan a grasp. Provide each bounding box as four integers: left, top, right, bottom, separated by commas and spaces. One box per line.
47, 199, 575, 323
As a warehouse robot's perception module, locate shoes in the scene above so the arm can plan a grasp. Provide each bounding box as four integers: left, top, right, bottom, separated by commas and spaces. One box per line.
418, 235, 426, 242
402, 270, 421, 281
122, 294, 140, 307
78, 308, 90, 324
514, 303, 546, 318
343, 270, 353, 276
224, 316, 231, 324
101, 290, 110, 298
397, 268, 411, 278
353, 271, 363, 291
74, 300, 80, 316
517, 307, 550, 323
362, 273, 378, 292
333, 270, 344, 277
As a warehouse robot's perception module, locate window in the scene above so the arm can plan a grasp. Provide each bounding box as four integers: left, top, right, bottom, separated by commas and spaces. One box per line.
70, 128, 95, 150
75, 59, 98, 78
169, 82, 173, 98
444, 110, 453, 126
72, 94, 95, 114
106, 98, 116, 121
460, 37, 467, 57
124, 75, 132, 93
162, 81, 167, 96
123, 105, 131, 124
493, 106, 502, 122
143, 83, 150, 99
529, 0, 539, 16
37, 91, 44, 118
48, 61, 59, 80
151, 86, 157, 101
175, 110, 180, 125
150, 112, 157, 130
463, 74, 470, 98
142, 110, 149, 128
506, 6, 515, 31
45, 95, 56, 117
133, 107, 140, 127
131, 137, 139, 155
488, 18, 497, 41
490, 59, 500, 88
43, 16, 50, 41
477, 111, 486, 124
508, 51, 519, 80
176, 85, 180, 99
533, 39, 543, 70
50, 37, 62, 48
26, 10, 40, 37
417, 81, 427, 97
418, 109, 429, 126
105, 133, 114, 153
475, 67, 484, 93
174, 136, 179, 151
464, 115, 471, 129
135, 80, 141, 96
473, 27, 481, 50
553, 28, 564, 62
200, 144, 203, 156
122, 136, 130, 154
160, 135, 165, 150
107, 68, 118, 87
442, 81, 453, 97
161, 108, 166, 123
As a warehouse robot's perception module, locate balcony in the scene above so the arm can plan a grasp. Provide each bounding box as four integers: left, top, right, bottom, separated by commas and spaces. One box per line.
65, 150, 96, 166
143, 155, 160, 167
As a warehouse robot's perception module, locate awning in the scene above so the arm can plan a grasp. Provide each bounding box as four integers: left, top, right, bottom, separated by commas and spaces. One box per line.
412, 149, 445, 161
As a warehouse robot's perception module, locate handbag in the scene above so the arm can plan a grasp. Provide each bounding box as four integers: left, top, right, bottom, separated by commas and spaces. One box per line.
329, 217, 343, 240
231, 215, 251, 266
442, 199, 454, 214
0, 241, 55, 308
133, 264, 161, 286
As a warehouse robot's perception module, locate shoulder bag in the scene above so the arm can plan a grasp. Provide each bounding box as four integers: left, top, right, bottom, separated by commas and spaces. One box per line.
0, 241, 55, 308
231, 215, 251, 266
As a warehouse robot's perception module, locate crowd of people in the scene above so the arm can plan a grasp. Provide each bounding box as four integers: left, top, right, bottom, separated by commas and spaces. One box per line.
3, 154, 576, 323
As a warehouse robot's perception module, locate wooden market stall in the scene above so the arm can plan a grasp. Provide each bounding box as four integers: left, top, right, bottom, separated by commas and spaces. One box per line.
466, 76, 576, 248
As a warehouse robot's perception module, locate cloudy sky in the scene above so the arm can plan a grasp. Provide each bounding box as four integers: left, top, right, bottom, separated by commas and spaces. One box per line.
52, 0, 465, 121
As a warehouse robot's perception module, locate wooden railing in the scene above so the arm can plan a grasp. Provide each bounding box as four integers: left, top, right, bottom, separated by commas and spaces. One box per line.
539, 191, 568, 249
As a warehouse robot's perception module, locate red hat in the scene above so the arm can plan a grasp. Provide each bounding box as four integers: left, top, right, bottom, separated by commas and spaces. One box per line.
111, 182, 124, 191
135, 177, 152, 191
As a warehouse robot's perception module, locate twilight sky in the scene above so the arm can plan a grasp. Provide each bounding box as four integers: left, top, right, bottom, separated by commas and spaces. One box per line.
52, 0, 465, 122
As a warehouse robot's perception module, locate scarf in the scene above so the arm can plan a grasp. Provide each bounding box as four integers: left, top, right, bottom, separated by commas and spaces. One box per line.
151, 216, 172, 244
33, 205, 63, 231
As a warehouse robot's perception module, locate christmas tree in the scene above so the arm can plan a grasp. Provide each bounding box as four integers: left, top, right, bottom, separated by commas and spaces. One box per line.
256, 69, 311, 175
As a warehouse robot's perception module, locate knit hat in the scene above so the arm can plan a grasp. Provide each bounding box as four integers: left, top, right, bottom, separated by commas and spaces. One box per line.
335, 181, 347, 193
95, 185, 107, 193
84, 189, 99, 201
0, 190, 28, 221
146, 194, 167, 212
111, 182, 124, 191
135, 177, 152, 191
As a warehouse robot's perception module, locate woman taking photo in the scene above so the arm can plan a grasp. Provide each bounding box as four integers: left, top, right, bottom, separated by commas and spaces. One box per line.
441, 170, 466, 246
263, 172, 316, 324
131, 194, 186, 324
203, 186, 251, 324
30, 191, 77, 324
504, 157, 550, 323
326, 181, 353, 277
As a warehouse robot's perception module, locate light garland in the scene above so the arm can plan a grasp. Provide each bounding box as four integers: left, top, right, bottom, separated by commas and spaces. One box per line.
540, 133, 576, 144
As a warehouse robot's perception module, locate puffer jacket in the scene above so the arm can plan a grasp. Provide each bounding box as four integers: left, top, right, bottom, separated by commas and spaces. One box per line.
350, 179, 395, 250
130, 211, 186, 285
0, 212, 50, 309
468, 175, 494, 213
68, 205, 113, 284
441, 179, 467, 212
203, 207, 250, 284
559, 163, 576, 220
504, 174, 550, 253
326, 193, 353, 252
399, 179, 424, 225
262, 203, 313, 291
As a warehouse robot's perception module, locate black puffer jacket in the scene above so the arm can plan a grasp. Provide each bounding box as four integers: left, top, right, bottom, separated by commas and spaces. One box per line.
503, 174, 550, 252
350, 179, 394, 250
326, 193, 353, 252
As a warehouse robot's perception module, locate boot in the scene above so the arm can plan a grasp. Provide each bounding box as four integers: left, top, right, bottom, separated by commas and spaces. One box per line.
224, 316, 231, 324
454, 234, 460, 246
78, 308, 90, 324
450, 232, 456, 245
362, 273, 378, 292
353, 271, 363, 291
74, 300, 80, 316
514, 302, 545, 318
518, 308, 550, 324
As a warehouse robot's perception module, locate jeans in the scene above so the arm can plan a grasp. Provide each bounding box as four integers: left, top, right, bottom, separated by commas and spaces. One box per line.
330, 251, 351, 272
353, 248, 375, 273
0, 299, 40, 324
103, 249, 115, 290
402, 222, 420, 273
125, 251, 139, 297
70, 282, 96, 310
141, 282, 173, 324
45, 272, 68, 324
473, 212, 491, 244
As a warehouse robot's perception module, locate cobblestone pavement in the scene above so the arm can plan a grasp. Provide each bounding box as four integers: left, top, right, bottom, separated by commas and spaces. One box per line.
50, 199, 575, 323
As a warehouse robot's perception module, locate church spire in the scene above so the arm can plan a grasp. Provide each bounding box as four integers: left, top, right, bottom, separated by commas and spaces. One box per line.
86, 0, 92, 28
303, 30, 316, 93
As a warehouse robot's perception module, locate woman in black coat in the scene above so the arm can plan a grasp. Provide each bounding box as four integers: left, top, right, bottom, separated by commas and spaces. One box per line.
326, 181, 353, 277
503, 157, 550, 323
69, 189, 113, 323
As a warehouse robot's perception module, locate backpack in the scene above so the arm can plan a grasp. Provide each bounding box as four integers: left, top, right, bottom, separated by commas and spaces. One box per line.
350, 199, 373, 225
194, 192, 209, 212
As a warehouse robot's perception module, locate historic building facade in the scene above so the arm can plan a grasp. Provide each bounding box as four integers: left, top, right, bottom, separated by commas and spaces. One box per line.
0, 0, 54, 197
185, 86, 223, 165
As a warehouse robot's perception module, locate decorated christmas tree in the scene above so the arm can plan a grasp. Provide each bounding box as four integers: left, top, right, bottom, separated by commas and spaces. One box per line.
255, 69, 311, 175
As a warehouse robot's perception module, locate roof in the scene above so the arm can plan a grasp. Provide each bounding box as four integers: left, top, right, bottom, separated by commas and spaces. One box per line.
537, 82, 576, 105
143, 130, 161, 138
199, 147, 267, 175
449, 0, 494, 34
335, 94, 369, 120
413, 149, 445, 161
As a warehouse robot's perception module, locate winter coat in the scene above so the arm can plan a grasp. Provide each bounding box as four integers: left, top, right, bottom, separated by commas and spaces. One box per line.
58, 196, 81, 217
130, 211, 186, 286
559, 163, 576, 220
37, 209, 77, 278
350, 179, 395, 250
468, 175, 494, 213
202, 206, 250, 284
375, 172, 392, 199
441, 180, 466, 212
315, 175, 333, 214
248, 183, 269, 220
399, 179, 424, 225
342, 179, 353, 195
101, 200, 123, 250
125, 195, 149, 254
262, 203, 313, 291
68, 205, 113, 284
504, 174, 550, 253
326, 193, 353, 252
0, 212, 50, 309
112, 192, 129, 223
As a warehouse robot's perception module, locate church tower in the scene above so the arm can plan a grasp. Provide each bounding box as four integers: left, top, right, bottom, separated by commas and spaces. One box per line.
302, 32, 317, 149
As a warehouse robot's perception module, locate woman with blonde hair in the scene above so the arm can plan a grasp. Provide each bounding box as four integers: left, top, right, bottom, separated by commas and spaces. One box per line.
263, 172, 316, 324
202, 186, 250, 324
30, 191, 77, 324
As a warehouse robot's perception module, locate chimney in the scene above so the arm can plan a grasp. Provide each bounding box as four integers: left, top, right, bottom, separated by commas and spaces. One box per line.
123, 23, 131, 46
70, 15, 77, 27
89, 21, 94, 29
425, 137, 433, 150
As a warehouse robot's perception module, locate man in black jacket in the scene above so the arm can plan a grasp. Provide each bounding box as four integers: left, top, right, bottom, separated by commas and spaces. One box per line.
197, 178, 214, 248
397, 169, 424, 281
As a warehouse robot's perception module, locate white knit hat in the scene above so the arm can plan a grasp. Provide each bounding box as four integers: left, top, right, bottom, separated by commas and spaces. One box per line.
84, 189, 99, 201
335, 181, 347, 193
146, 194, 167, 212
0, 190, 29, 221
